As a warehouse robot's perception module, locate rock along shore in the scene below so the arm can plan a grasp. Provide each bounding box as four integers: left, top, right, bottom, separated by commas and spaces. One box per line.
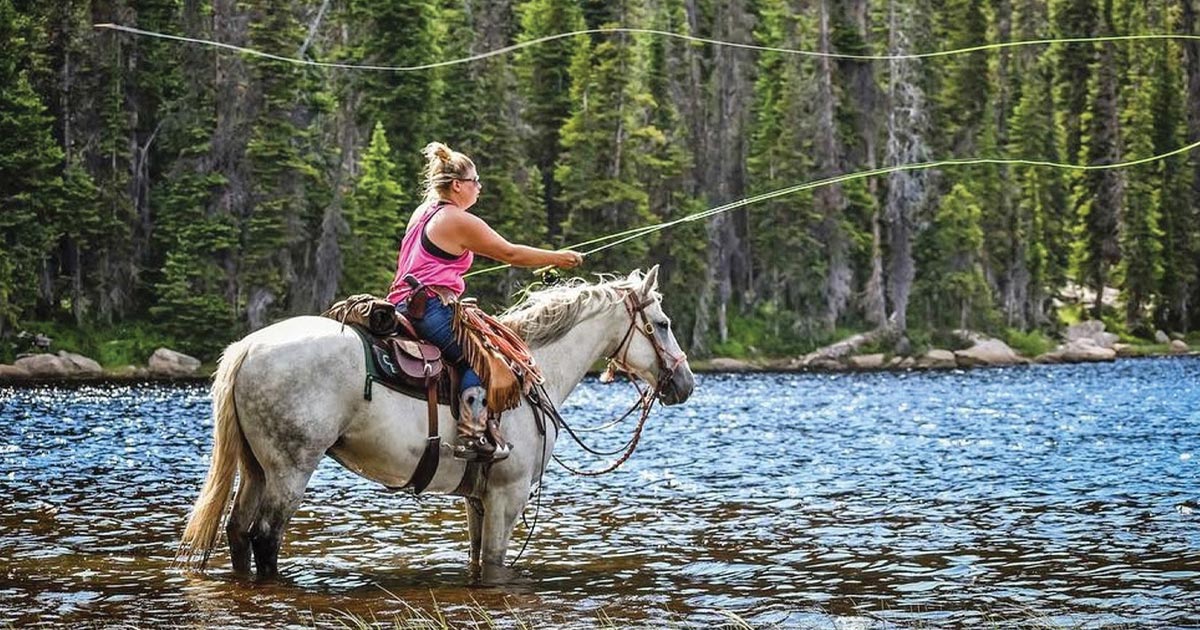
693, 321, 1196, 373
0, 347, 208, 384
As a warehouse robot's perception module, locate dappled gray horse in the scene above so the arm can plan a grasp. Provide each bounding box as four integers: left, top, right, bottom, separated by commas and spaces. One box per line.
178, 267, 693, 579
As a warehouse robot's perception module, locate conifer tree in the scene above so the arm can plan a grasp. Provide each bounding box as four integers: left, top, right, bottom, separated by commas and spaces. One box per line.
747, 0, 823, 335
1115, 0, 1166, 331
1010, 52, 1070, 326
0, 0, 63, 334
1074, 0, 1124, 320
515, 0, 585, 241
342, 122, 406, 297
913, 183, 993, 329
1151, 31, 1196, 331
241, 0, 333, 327
555, 7, 657, 275
349, 0, 443, 185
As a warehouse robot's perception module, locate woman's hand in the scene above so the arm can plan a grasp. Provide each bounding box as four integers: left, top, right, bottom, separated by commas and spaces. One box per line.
554, 250, 584, 269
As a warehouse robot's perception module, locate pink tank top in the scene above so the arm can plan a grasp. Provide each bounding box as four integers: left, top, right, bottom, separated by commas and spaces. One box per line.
386, 201, 475, 305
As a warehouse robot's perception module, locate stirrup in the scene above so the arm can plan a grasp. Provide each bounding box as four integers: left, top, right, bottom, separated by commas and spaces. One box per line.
453, 436, 509, 463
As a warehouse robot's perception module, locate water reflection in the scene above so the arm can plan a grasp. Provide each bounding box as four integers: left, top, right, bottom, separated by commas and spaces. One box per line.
2, 358, 1198, 627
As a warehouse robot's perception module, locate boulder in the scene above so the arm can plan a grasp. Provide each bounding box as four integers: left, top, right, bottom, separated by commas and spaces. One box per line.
1112, 343, 1138, 358
148, 348, 202, 378
1170, 339, 1190, 354
710, 357, 754, 372
1056, 338, 1116, 362
1034, 351, 1064, 364
112, 365, 151, 379
806, 357, 844, 372
897, 356, 916, 369
0, 364, 31, 380
848, 353, 886, 370
57, 351, 102, 377
917, 349, 958, 369
15, 353, 72, 378
1155, 330, 1171, 344
955, 339, 1022, 367
1065, 320, 1119, 349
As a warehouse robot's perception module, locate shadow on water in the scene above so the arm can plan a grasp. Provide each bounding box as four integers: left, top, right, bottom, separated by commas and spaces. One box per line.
2, 358, 1199, 627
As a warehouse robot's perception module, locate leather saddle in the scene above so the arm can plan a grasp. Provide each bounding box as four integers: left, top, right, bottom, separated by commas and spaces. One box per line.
322, 295, 463, 494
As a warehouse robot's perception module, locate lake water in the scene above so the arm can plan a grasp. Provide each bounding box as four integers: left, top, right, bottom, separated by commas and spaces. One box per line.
2, 358, 1198, 628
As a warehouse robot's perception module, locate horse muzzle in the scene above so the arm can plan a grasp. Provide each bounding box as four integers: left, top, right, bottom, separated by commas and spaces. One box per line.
657, 366, 695, 405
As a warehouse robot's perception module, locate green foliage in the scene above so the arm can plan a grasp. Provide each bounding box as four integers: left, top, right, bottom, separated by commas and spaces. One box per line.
350, 0, 443, 183
3, 0, 1200, 368
912, 184, 995, 330
555, 25, 657, 274
343, 122, 406, 296
3, 319, 175, 368
515, 0, 585, 240
1001, 328, 1055, 357
0, 0, 63, 334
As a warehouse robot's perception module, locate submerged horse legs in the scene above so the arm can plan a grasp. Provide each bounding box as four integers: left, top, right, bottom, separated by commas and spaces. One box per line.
477, 480, 531, 582
464, 497, 484, 567
226, 460, 265, 575
247, 472, 315, 579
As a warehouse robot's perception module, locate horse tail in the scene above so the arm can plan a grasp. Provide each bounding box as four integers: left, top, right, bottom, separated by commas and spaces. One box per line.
177, 338, 254, 569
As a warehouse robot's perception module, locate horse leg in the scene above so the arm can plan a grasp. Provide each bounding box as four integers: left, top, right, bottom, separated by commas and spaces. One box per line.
249, 468, 316, 580
478, 481, 530, 583
226, 461, 265, 575
464, 497, 484, 567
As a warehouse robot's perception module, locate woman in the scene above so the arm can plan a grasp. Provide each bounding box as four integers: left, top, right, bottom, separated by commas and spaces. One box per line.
387, 142, 583, 463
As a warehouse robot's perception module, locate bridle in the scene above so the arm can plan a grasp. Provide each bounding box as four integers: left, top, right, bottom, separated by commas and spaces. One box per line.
602, 290, 688, 399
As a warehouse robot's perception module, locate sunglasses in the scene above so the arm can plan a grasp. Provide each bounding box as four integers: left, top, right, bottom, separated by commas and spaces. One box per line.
455, 176, 481, 186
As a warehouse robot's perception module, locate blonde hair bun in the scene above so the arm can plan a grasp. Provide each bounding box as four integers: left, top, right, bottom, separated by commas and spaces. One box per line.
422, 142, 453, 164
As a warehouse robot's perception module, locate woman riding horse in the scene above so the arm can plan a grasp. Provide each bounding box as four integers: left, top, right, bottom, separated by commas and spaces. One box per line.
388, 142, 583, 462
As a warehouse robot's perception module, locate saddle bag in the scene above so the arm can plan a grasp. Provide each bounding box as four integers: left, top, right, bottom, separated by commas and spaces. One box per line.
387, 337, 444, 383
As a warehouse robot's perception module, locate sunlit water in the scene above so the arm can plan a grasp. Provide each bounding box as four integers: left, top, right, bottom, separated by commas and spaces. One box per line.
2, 358, 1198, 628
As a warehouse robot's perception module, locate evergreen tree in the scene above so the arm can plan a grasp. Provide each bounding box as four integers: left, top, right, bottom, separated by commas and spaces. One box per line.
349, 0, 443, 185
1147, 3, 1194, 332
1074, 0, 1124, 320
1115, 0, 1164, 332
555, 8, 657, 275
342, 122, 406, 297
913, 183, 993, 329
240, 0, 333, 328
1009, 51, 1070, 326
0, 0, 62, 334
747, 0, 823, 337
515, 0, 585, 241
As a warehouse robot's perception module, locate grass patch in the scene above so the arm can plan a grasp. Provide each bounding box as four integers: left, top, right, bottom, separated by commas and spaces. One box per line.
1001, 328, 1055, 357
3, 319, 183, 367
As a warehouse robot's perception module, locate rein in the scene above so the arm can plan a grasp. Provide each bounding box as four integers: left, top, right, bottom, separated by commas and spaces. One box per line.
552, 290, 687, 476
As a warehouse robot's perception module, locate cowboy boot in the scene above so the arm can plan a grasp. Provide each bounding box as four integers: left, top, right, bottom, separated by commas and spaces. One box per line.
454, 386, 507, 462
485, 413, 512, 460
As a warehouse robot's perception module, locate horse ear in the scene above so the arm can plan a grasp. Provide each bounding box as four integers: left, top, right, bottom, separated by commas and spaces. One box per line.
640, 265, 660, 294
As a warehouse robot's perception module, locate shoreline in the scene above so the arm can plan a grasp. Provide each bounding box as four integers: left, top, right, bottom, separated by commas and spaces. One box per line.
2, 351, 1197, 387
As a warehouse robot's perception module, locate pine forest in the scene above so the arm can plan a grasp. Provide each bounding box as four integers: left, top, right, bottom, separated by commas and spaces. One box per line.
2, 0, 1200, 363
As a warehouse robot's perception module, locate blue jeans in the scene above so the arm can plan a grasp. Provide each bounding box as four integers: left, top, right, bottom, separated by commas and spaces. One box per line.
396, 299, 481, 393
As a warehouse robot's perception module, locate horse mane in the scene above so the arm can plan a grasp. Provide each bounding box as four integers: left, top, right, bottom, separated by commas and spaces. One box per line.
499, 272, 656, 348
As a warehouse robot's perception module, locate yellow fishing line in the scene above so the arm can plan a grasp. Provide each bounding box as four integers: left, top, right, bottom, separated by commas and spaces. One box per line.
95, 22, 1200, 69
91, 22, 1200, 278
467, 139, 1200, 278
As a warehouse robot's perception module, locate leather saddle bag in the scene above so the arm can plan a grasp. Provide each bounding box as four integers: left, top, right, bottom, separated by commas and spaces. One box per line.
387, 338, 444, 382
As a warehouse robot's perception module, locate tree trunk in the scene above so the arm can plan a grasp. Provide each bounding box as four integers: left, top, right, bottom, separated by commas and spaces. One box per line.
883, 0, 930, 332
816, 0, 850, 330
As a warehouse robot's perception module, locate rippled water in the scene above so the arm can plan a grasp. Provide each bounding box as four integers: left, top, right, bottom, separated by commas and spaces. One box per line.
2, 358, 1198, 628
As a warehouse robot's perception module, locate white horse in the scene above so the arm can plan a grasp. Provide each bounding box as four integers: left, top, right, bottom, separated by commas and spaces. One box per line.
178, 266, 694, 580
